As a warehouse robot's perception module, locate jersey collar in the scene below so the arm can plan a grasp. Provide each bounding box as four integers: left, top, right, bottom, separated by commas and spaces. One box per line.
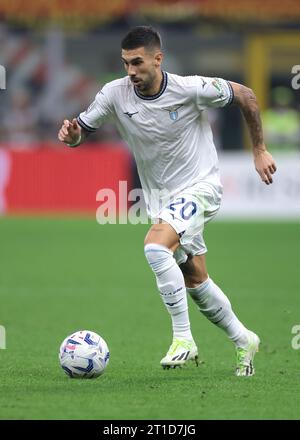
134, 71, 168, 101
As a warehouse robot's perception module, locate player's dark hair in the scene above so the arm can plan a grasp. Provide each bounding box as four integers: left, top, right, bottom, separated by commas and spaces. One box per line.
121, 26, 162, 51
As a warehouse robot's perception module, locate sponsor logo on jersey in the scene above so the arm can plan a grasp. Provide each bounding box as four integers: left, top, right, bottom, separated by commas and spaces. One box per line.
123, 111, 139, 118
201, 78, 207, 88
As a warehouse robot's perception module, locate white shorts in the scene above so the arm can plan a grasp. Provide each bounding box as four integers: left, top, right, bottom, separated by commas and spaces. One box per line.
157, 183, 222, 265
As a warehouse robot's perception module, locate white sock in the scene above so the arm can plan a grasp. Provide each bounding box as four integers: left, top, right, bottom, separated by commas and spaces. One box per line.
187, 278, 249, 348
144, 243, 193, 341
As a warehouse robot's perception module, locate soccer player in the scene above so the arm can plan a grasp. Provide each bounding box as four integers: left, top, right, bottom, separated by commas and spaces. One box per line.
58, 26, 277, 376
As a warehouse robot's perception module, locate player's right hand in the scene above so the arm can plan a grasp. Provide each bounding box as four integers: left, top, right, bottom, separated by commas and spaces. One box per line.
58, 118, 81, 145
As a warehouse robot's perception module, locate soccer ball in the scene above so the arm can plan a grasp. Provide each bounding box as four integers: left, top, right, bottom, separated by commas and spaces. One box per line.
59, 330, 110, 378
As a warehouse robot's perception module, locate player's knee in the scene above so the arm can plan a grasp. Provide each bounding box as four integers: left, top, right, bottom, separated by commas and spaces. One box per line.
144, 243, 174, 275
180, 258, 208, 287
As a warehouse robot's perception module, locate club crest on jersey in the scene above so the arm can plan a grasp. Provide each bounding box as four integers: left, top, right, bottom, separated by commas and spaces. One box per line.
162, 104, 183, 121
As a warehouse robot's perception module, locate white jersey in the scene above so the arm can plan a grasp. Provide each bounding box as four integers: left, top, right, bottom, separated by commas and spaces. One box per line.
78, 72, 233, 217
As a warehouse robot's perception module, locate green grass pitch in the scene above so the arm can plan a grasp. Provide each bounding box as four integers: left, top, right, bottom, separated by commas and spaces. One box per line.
0, 217, 299, 420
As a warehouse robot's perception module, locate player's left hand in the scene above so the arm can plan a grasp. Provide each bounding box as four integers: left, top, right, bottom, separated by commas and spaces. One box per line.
254, 149, 277, 185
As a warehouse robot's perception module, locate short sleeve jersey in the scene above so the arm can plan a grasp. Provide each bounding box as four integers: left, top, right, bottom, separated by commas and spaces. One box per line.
78, 72, 233, 217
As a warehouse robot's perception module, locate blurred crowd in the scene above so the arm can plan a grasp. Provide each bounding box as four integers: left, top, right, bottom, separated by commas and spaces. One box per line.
0, 24, 123, 149
0, 23, 299, 151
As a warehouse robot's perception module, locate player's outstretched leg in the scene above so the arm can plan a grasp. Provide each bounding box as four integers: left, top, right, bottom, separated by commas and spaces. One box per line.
187, 278, 260, 376
144, 243, 198, 368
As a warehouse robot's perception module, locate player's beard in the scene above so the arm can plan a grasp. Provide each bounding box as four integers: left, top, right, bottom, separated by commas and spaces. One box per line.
134, 71, 157, 95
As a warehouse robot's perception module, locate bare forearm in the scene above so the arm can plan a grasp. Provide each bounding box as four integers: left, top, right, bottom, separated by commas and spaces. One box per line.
229, 81, 266, 154
229, 81, 277, 184
240, 97, 265, 154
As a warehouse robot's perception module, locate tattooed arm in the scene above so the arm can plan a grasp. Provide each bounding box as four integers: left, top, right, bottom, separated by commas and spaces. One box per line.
229, 81, 277, 185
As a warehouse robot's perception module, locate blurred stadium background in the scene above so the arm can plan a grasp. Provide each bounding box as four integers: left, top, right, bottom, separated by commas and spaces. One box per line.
1, 0, 300, 216
0, 0, 300, 420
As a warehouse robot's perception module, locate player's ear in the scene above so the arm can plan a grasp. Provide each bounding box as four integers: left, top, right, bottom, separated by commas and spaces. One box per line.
154, 51, 163, 67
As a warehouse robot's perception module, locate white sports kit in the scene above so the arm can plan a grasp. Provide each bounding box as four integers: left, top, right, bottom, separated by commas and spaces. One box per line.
77, 70, 260, 376
78, 72, 234, 262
